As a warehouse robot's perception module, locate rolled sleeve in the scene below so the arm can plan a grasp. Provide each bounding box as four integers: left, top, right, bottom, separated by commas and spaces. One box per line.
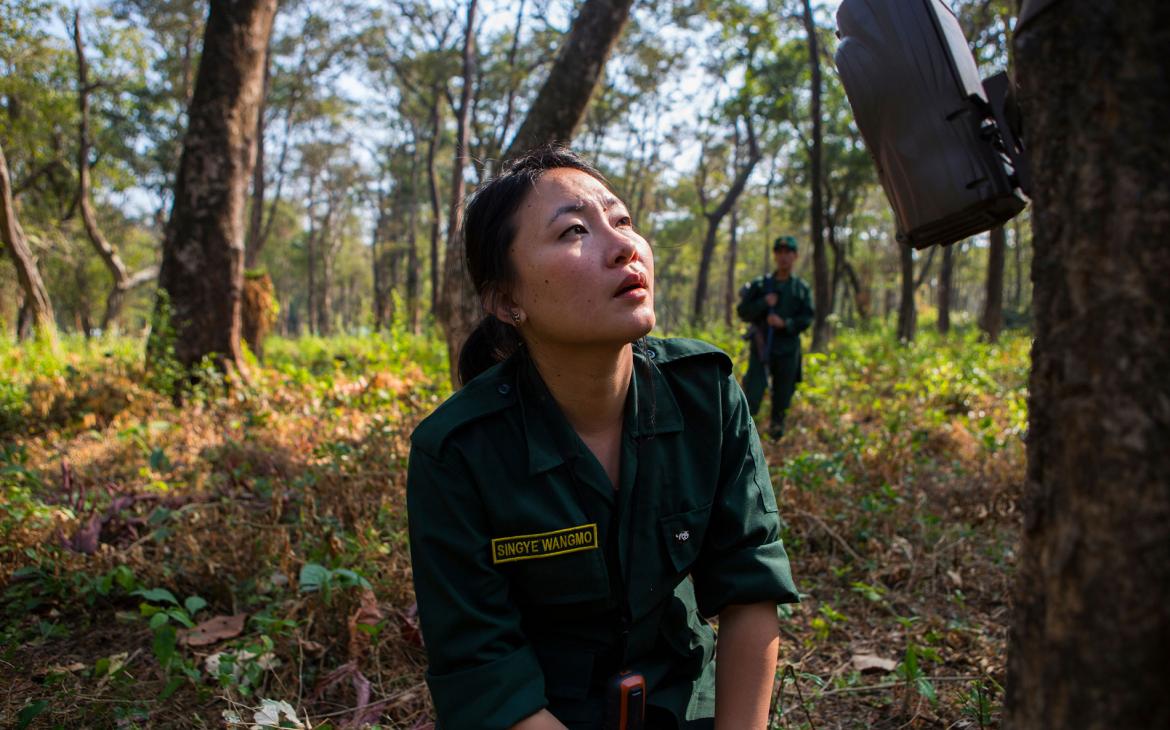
691, 376, 800, 617
407, 447, 547, 729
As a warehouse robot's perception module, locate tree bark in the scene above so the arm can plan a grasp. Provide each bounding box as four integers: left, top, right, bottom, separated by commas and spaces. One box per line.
73, 10, 157, 332
802, 0, 831, 351
152, 0, 277, 376
1005, 3, 1170, 728
0, 143, 57, 346
896, 243, 915, 342
980, 225, 1006, 342
938, 243, 954, 334
503, 0, 635, 159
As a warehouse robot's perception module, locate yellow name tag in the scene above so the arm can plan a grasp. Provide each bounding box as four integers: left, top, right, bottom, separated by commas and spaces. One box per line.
491, 523, 599, 564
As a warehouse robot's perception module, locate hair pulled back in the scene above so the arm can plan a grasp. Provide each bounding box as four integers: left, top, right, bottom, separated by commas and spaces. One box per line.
457, 146, 608, 385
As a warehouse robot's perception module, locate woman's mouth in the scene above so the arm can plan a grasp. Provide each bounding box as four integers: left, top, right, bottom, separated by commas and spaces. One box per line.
614, 272, 648, 298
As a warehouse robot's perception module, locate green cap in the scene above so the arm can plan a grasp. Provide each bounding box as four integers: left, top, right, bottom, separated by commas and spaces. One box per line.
772, 235, 798, 252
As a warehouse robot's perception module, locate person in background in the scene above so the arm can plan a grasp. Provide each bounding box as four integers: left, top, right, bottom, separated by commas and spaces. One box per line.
407, 147, 799, 730
736, 236, 815, 439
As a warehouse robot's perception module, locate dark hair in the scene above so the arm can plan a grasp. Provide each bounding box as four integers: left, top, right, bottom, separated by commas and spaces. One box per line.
457, 146, 609, 385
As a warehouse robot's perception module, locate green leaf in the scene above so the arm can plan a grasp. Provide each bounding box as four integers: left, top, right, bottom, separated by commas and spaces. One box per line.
149, 612, 169, 630
153, 624, 177, 667
133, 587, 179, 605
298, 563, 330, 593
16, 700, 47, 730
167, 608, 195, 629
159, 675, 184, 700
184, 596, 207, 616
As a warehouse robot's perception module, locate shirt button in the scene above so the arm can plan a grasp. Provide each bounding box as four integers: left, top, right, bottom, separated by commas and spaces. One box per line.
497, 383, 511, 395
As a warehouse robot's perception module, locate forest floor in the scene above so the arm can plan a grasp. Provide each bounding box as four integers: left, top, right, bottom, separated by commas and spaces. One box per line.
0, 323, 1028, 730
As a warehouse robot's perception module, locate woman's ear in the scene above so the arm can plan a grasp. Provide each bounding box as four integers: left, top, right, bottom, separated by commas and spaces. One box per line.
485, 289, 525, 327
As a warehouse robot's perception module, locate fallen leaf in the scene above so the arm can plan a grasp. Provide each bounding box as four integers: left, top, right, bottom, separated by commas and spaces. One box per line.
947, 569, 963, 588
179, 613, 247, 647
851, 653, 898, 674
36, 662, 86, 676
347, 589, 386, 661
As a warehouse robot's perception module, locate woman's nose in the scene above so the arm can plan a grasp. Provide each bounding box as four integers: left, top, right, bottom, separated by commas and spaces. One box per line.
607, 227, 638, 266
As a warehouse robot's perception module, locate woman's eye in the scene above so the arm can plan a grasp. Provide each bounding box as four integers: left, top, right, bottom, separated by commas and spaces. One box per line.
616, 216, 633, 227
560, 224, 587, 238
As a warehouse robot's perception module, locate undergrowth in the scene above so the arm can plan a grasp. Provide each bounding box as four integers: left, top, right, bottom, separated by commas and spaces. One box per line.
0, 322, 1026, 729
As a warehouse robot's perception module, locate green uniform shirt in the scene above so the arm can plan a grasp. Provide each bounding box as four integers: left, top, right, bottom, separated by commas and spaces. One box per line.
736, 274, 815, 356
407, 337, 799, 730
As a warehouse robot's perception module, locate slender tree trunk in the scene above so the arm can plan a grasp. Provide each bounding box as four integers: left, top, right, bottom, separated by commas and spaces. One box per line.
0, 143, 56, 346
73, 10, 157, 332
244, 44, 270, 269
693, 118, 760, 325
151, 0, 276, 377
371, 199, 388, 332
938, 243, 954, 334
504, 0, 635, 158
436, 0, 479, 384
427, 96, 442, 317
896, 244, 915, 342
724, 201, 739, 327
1006, 3, 1170, 727
802, 0, 831, 351
1012, 216, 1024, 310
981, 225, 1006, 342
407, 147, 421, 333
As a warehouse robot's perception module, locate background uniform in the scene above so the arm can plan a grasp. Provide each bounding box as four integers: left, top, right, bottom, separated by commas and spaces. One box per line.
407, 338, 799, 730
736, 274, 814, 437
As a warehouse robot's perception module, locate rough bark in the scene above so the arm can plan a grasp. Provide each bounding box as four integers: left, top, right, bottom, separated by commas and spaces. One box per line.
1005, 3, 1170, 728
802, 0, 831, 351
692, 118, 760, 325
980, 225, 1006, 342
896, 243, 915, 342
503, 0, 635, 159
938, 243, 954, 334
152, 0, 277, 375
0, 143, 57, 346
73, 10, 158, 332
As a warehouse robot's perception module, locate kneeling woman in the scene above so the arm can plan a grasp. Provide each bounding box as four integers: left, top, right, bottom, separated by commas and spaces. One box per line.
407, 148, 798, 730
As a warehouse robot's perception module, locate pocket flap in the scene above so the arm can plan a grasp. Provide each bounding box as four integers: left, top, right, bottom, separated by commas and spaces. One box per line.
659, 502, 712, 574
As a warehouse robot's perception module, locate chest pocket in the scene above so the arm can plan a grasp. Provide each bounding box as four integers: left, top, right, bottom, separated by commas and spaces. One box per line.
506, 542, 610, 605
659, 502, 713, 576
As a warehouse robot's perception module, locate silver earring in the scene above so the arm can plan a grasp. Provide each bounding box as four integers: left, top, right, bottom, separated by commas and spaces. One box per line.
510, 310, 521, 324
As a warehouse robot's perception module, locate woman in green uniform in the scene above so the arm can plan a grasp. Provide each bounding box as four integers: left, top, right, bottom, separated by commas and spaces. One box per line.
407, 147, 799, 730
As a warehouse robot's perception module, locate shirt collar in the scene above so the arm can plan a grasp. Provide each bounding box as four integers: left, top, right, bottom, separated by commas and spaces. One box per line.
517, 345, 684, 477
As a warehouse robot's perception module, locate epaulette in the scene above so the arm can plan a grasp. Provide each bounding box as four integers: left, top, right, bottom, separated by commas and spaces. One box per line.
410, 361, 517, 457
642, 337, 733, 376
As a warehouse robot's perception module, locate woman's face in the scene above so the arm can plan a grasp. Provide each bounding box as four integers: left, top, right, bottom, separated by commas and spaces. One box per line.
505, 167, 655, 348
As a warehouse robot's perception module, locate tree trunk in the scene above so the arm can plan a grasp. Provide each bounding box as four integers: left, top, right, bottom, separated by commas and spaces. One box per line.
427, 96, 443, 317
980, 225, 1006, 342
724, 200, 739, 327
0, 143, 57, 346
407, 147, 421, 333
503, 0, 635, 158
244, 42, 270, 270
1012, 216, 1024, 310
692, 118, 760, 325
802, 0, 831, 351
151, 0, 276, 377
938, 243, 954, 334
73, 10, 157, 332
1005, 3, 1170, 728
896, 244, 915, 342
436, 0, 480, 384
